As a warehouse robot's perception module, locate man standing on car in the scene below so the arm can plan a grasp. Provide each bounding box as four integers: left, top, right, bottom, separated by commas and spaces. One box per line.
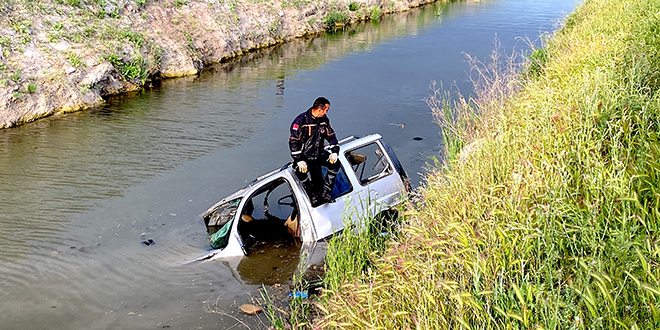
289, 97, 340, 207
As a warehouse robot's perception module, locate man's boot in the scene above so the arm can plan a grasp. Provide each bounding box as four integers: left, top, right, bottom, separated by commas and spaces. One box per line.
320, 188, 335, 204
310, 192, 322, 207
322, 166, 338, 203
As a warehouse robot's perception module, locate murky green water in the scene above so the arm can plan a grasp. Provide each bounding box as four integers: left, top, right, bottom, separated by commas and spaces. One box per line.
0, 1, 576, 328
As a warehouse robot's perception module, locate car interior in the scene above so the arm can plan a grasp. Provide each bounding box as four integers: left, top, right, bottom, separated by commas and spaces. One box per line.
237, 178, 300, 253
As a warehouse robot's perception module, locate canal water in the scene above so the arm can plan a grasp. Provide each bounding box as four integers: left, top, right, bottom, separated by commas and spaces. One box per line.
0, 0, 576, 328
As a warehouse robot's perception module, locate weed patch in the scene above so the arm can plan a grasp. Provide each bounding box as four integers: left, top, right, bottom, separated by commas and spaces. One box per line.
369, 5, 381, 21
173, 0, 188, 8
27, 82, 37, 93
66, 51, 85, 68
323, 10, 347, 30
103, 53, 149, 83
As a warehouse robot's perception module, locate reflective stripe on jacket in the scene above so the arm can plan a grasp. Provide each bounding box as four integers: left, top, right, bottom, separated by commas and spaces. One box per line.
289, 109, 339, 163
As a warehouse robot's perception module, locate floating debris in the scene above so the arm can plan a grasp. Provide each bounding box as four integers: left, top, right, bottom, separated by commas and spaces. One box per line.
239, 304, 263, 315
413, 136, 423, 141
141, 239, 155, 246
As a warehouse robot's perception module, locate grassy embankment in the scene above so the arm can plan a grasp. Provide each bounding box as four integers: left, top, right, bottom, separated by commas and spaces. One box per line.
317, 0, 660, 328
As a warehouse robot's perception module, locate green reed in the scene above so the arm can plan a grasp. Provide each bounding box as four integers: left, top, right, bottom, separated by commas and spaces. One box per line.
323, 199, 398, 294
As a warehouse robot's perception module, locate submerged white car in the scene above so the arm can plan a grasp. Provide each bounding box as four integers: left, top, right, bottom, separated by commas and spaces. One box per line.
200, 134, 411, 259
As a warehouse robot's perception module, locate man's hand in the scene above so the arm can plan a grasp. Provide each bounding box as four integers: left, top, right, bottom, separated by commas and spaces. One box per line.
297, 161, 308, 173
328, 153, 338, 164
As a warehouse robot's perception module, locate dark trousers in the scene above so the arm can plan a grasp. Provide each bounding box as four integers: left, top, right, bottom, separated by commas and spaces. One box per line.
295, 158, 340, 199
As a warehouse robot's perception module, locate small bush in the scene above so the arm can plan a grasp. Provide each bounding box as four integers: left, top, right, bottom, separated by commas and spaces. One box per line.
173, 0, 188, 8
370, 6, 382, 21
47, 33, 58, 43
348, 1, 358, 11
10, 22, 31, 34
80, 28, 94, 38
27, 82, 37, 93
323, 10, 347, 30
524, 47, 548, 78
0, 36, 10, 56
103, 27, 146, 48
10, 70, 21, 81
103, 53, 149, 83
66, 51, 85, 68
268, 20, 281, 38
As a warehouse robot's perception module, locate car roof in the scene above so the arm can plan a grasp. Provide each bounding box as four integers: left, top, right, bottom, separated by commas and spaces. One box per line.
243, 133, 383, 188
204, 134, 384, 216
337, 133, 382, 151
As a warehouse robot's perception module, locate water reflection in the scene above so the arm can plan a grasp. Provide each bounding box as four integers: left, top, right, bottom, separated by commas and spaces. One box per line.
233, 243, 302, 285
0, 86, 265, 262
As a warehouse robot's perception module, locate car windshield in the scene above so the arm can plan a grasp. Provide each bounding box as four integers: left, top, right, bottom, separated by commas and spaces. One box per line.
205, 198, 242, 249
205, 198, 241, 233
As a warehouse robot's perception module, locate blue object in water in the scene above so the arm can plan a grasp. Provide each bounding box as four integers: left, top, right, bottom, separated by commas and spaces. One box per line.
288, 291, 308, 298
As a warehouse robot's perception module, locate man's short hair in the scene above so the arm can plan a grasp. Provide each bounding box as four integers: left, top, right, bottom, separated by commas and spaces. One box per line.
312, 97, 330, 110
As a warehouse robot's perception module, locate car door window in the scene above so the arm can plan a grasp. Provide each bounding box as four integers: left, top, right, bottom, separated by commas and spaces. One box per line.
345, 142, 393, 186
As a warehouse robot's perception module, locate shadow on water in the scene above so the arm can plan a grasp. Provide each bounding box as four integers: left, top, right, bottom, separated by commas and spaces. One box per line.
0, 0, 576, 328
234, 243, 302, 286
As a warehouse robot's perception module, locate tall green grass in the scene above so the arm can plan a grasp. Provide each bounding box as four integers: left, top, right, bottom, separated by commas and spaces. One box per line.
317, 0, 660, 328
323, 201, 399, 293
263, 196, 402, 328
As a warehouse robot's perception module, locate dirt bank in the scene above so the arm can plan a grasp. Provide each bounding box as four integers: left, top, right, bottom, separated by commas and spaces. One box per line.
0, 0, 440, 128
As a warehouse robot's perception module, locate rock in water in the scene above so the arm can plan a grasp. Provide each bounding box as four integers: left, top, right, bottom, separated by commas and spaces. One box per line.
239, 304, 263, 315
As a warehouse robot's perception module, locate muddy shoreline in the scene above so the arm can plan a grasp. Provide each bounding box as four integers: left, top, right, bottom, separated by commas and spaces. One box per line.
0, 0, 442, 128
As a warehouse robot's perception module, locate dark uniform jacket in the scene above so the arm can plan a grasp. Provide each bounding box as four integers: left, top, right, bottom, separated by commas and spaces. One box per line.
289, 109, 339, 163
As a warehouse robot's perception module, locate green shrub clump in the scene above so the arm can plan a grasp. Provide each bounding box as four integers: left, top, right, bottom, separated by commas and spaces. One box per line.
323, 10, 347, 30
